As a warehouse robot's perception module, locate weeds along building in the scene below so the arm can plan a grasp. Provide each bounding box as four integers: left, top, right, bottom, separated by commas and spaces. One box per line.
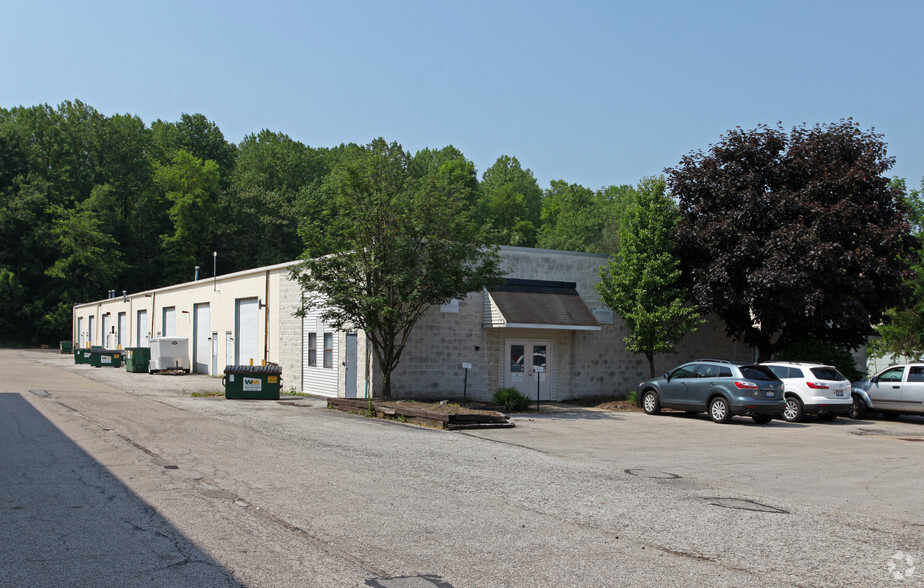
71, 246, 748, 400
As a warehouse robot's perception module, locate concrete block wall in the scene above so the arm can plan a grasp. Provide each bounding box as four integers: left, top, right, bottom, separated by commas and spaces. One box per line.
389, 291, 491, 400
276, 272, 304, 393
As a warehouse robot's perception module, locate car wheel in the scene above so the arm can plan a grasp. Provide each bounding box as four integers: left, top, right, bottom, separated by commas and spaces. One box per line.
849, 396, 866, 419
752, 413, 773, 424
709, 397, 733, 424
642, 390, 661, 415
817, 412, 837, 422
782, 396, 805, 423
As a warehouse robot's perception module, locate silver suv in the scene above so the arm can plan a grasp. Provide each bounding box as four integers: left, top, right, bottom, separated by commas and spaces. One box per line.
638, 359, 785, 424
761, 362, 852, 422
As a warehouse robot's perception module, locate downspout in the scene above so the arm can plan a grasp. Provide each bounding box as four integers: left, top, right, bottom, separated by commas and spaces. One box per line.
264, 270, 270, 364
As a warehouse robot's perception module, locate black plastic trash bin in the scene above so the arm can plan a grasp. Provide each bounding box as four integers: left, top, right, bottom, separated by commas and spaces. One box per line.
223, 365, 282, 399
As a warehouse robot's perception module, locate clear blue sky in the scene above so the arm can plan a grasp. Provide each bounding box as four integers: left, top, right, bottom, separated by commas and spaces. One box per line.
4, 0, 922, 191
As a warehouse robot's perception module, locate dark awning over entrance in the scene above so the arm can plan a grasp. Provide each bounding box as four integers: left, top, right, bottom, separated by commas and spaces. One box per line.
485, 278, 601, 331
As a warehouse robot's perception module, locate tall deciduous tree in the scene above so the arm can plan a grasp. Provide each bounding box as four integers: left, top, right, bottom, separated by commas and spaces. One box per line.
668, 120, 914, 361
870, 177, 924, 361
294, 139, 503, 398
595, 176, 703, 378
153, 150, 221, 282
480, 155, 542, 246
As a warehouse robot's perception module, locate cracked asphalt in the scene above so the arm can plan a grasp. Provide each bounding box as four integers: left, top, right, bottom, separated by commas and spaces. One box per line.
1, 349, 922, 587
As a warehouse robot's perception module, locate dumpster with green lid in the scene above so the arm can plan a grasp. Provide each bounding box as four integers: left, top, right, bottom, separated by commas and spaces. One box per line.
124, 347, 151, 373
60, 341, 72, 354
223, 365, 282, 399
74, 348, 93, 364
89, 349, 122, 368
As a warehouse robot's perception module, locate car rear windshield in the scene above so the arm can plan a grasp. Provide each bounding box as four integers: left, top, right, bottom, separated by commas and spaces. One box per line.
740, 365, 780, 381
809, 367, 847, 381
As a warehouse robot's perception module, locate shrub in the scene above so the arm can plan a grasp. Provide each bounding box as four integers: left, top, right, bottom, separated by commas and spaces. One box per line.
491, 387, 531, 412
625, 389, 638, 406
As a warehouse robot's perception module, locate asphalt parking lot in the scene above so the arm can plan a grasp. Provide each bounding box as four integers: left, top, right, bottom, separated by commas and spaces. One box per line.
3, 349, 923, 587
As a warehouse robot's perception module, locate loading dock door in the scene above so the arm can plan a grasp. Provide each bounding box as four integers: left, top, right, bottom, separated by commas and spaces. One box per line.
235, 298, 259, 365
193, 303, 210, 374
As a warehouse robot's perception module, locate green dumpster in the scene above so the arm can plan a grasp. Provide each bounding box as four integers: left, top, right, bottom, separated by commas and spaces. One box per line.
223, 365, 282, 400
60, 341, 73, 354
124, 347, 151, 373
89, 349, 122, 368
74, 348, 93, 364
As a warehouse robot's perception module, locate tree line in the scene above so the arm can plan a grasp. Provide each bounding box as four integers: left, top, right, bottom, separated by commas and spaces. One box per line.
0, 100, 634, 345
2, 102, 922, 375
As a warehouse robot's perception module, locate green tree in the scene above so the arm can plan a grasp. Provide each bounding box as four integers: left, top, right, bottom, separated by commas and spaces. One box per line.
218, 130, 331, 271
668, 120, 914, 361
294, 138, 503, 398
595, 176, 703, 378
870, 177, 924, 360
538, 180, 603, 252
153, 150, 221, 281
480, 155, 542, 246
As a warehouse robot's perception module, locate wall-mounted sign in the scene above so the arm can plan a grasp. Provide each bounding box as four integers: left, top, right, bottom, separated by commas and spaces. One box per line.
461, 362, 472, 370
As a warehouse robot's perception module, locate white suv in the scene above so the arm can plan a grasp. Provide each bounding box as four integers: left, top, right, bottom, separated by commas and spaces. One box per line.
761, 362, 852, 422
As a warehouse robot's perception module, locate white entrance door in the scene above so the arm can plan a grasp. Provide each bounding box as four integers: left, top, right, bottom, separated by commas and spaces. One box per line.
211, 332, 219, 376
505, 339, 552, 401
193, 303, 210, 374
225, 332, 234, 368
137, 310, 148, 347
101, 315, 111, 348
118, 312, 127, 348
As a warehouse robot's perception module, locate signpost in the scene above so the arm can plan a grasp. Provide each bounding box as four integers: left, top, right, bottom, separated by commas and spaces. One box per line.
462, 362, 471, 405
534, 365, 545, 412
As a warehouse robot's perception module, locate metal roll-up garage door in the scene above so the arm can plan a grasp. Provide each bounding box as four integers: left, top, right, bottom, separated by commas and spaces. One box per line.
235, 298, 260, 365
194, 303, 210, 374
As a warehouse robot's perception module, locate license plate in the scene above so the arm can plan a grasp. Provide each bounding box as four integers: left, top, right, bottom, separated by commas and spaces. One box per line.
765, 391, 775, 398
835, 390, 844, 397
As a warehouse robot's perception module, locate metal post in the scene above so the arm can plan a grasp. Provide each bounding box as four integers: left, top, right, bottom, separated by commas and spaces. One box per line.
537, 371, 540, 413
213, 252, 217, 291
463, 368, 468, 405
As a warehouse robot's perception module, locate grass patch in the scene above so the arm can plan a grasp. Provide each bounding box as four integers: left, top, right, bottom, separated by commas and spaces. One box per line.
191, 391, 223, 397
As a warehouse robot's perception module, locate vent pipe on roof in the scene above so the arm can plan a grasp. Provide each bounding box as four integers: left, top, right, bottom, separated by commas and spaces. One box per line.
194, 266, 200, 281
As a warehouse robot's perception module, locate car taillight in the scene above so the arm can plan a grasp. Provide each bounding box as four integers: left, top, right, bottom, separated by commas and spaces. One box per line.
734, 381, 758, 390
806, 382, 829, 389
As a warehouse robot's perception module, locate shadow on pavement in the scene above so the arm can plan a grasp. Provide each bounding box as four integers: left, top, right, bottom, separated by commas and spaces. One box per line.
0, 393, 239, 587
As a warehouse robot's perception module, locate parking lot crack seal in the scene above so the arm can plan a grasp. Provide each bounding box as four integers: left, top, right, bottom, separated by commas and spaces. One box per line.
705, 497, 789, 514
